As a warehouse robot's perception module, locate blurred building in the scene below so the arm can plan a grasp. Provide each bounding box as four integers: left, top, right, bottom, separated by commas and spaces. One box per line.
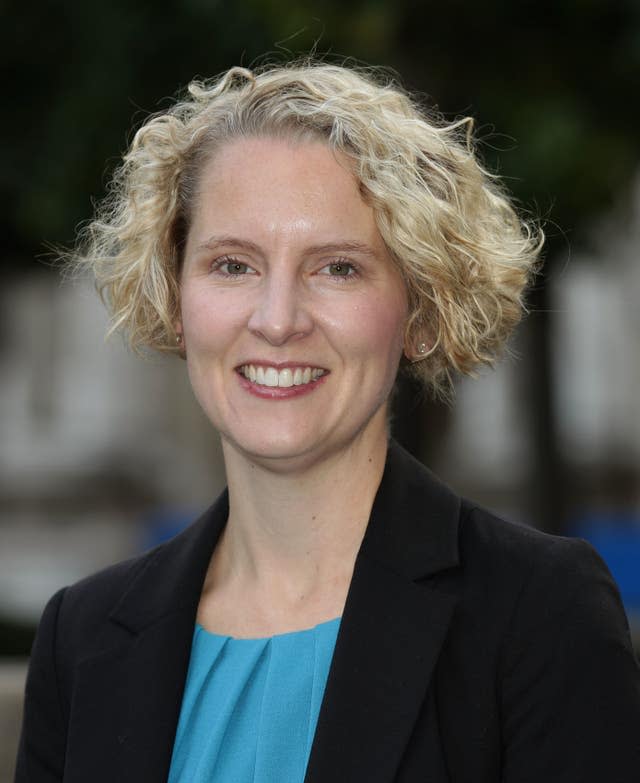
438, 173, 640, 508
0, 273, 225, 623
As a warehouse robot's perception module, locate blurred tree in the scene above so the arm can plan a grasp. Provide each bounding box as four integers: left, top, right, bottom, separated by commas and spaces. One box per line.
4, 0, 638, 268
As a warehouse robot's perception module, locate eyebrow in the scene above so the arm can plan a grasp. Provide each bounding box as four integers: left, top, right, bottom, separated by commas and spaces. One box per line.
195, 235, 379, 258
196, 235, 262, 254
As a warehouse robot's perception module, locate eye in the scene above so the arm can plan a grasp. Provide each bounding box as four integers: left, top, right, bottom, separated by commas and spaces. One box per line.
225, 261, 249, 275
210, 257, 256, 277
319, 260, 358, 279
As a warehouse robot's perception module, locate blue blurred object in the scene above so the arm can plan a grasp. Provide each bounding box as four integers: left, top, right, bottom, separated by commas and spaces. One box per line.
139, 508, 197, 552
570, 514, 640, 613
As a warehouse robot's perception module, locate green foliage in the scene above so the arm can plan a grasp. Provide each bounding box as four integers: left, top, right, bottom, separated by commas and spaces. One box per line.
2, 0, 639, 270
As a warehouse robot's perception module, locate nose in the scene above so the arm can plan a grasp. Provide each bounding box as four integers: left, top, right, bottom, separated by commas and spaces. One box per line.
247, 272, 313, 346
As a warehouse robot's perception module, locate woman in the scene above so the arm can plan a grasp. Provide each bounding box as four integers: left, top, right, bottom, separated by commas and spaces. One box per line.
17, 63, 640, 782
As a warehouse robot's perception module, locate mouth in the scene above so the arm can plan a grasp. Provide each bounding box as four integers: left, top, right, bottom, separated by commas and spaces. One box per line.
237, 364, 328, 388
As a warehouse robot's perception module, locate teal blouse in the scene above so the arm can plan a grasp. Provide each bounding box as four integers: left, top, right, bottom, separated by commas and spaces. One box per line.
167, 617, 341, 782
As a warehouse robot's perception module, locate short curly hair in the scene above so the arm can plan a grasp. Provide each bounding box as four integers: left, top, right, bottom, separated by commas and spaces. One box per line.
74, 61, 542, 397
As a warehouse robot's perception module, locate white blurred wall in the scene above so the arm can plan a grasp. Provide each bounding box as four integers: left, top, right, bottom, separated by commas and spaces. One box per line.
426, 173, 640, 519
0, 274, 225, 621
551, 178, 640, 467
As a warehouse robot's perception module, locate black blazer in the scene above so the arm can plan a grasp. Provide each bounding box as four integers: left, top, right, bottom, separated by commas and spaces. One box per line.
16, 441, 640, 782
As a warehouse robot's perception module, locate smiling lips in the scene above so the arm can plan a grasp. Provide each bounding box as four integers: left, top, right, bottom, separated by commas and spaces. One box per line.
239, 364, 327, 388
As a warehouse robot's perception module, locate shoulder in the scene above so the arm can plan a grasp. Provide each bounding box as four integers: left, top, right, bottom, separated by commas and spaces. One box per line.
457, 500, 625, 622
39, 493, 228, 660
38, 546, 162, 665
458, 508, 640, 780
378, 441, 613, 600
456, 500, 635, 658
458, 500, 605, 587
62, 547, 155, 616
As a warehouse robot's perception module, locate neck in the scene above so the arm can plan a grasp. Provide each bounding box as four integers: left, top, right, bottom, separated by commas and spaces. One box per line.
214, 420, 389, 602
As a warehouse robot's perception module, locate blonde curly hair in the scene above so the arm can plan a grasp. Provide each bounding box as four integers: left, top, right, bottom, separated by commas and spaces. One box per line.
75, 61, 542, 396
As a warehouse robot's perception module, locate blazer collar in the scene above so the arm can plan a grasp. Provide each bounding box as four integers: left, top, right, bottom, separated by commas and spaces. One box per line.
111, 438, 460, 634
109, 490, 229, 634
74, 495, 231, 782
359, 438, 460, 579
305, 442, 462, 782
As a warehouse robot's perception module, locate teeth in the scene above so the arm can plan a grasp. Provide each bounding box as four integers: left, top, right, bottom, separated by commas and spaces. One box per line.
264, 367, 279, 387
279, 368, 293, 387
240, 365, 325, 388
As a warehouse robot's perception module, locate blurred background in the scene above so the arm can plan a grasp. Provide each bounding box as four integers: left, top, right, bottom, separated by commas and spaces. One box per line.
1, 0, 639, 776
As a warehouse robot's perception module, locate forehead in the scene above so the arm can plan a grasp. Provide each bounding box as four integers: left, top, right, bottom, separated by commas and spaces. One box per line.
188, 136, 377, 243
201, 134, 358, 190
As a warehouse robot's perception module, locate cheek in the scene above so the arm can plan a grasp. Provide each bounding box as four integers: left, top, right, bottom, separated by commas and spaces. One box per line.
356, 290, 407, 356
324, 290, 407, 374
180, 288, 244, 351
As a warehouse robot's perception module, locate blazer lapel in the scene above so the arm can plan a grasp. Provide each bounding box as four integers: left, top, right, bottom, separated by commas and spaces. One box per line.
66, 493, 229, 783
305, 442, 461, 783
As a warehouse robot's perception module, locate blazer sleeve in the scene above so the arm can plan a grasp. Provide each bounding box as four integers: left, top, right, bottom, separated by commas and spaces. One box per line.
15, 588, 68, 783
499, 538, 640, 782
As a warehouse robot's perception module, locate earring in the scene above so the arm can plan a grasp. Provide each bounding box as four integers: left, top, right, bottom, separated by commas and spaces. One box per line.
409, 342, 428, 363
405, 338, 428, 363
176, 334, 183, 346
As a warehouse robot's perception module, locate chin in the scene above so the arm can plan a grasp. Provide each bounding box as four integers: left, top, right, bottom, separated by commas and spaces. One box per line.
223, 427, 323, 465
223, 415, 387, 473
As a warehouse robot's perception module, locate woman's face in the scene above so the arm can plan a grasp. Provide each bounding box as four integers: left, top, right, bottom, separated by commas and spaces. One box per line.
179, 136, 408, 468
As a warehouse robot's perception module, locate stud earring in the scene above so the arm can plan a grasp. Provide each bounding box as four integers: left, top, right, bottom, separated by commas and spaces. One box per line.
409, 342, 428, 363
176, 334, 183, 346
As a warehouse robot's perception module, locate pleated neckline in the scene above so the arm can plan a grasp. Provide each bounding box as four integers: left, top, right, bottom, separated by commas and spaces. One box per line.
168, 616, 341, 783
195, 616, 341, 642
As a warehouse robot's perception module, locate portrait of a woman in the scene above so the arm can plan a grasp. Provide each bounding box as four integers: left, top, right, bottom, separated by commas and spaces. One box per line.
16, 62, 640, 782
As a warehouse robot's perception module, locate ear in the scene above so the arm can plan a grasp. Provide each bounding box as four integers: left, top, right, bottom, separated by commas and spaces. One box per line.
174, 319, 186, 359
403, 335, 431, 363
